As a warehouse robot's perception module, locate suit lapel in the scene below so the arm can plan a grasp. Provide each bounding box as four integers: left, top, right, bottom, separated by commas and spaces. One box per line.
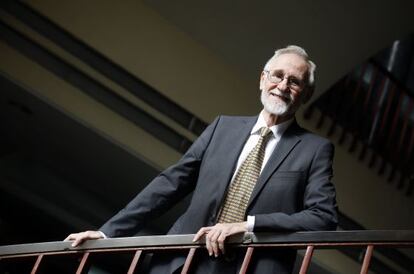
248, 120, 302, 207
214, 116, 257, 207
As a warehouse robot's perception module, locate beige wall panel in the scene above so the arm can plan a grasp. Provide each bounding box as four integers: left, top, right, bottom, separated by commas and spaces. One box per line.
28, 0, 260, 122
0, 41, 181, 169
302, 112, 414, 230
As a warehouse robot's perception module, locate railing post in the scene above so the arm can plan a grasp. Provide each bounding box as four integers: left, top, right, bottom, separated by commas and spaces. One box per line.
299, 245, 315, 274
76, 252, 90, 274
360, 245, 374, 274
181, 247, 197, 274
0, 232, 413, 274
127, 250, 143, 274
30, 254, 44, 274
239, 247, 254, 274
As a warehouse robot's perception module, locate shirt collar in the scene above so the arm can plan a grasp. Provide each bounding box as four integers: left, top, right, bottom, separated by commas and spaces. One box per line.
251, 111, 294, 138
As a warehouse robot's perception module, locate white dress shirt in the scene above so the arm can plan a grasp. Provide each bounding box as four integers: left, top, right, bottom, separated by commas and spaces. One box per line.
233, 111, 293, 231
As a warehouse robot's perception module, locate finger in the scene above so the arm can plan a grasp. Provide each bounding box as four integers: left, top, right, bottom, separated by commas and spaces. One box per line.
193, 227, 211, 242
208, 230, 221, 257
193, 227, 210, 242
64, 234, 76, 242
205, 234, 213, 256
217, 234, 227, 255
71, 235, 85, 247
209, 228, 221, 242
211, 240, 219, 257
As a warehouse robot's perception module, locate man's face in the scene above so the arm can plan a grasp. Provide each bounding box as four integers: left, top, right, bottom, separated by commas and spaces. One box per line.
260, 53, 309, 118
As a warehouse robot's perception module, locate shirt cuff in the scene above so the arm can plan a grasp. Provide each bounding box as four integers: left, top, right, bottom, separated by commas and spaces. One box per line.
247, 215, 255, 232
98, 231, 108, 239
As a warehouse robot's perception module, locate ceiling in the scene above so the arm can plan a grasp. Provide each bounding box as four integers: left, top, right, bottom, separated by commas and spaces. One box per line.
144, 0, 414, 99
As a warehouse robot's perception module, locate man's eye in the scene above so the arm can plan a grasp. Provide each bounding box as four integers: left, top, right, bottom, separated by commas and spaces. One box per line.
290, 78, 301, 86
272, 73, 284, 79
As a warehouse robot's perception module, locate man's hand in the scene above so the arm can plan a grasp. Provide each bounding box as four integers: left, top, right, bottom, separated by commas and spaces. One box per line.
64, 230, 104, 247
193, 222, 247, 257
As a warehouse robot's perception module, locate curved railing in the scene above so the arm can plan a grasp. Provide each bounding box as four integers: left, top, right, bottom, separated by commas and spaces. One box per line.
1, 230, 413, 274
304, 58, 414, 196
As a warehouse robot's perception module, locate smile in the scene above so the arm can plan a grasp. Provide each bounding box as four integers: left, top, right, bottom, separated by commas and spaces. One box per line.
269, 91, 290, 102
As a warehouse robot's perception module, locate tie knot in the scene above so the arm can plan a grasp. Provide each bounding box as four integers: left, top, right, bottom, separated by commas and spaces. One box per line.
260, 127, 272, 138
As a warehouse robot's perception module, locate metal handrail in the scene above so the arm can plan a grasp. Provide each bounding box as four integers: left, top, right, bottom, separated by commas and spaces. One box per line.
1, 230, 414, 274
2, 230, 414, 257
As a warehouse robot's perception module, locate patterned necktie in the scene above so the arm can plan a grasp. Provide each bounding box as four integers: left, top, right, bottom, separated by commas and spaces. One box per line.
217, 127, 273, 223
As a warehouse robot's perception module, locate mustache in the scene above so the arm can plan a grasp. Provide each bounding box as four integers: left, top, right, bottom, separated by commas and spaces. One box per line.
269, 89, 292, 100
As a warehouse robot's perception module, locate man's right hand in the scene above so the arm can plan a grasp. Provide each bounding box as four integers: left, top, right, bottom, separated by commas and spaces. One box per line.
64, 230, 104, 247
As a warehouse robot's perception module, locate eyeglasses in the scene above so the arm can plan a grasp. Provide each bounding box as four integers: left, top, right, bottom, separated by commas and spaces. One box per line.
264, 70, 305, 90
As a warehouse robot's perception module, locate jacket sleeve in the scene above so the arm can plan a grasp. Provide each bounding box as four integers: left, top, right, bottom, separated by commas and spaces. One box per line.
100, 117, 220, 237
254, 141, 338, 232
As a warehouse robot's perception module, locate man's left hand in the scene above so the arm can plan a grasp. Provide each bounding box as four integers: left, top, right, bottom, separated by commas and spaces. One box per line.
193, 222, 248, 257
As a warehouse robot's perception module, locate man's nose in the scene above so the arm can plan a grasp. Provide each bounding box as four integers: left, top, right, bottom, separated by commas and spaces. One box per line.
277, 77, 289, 91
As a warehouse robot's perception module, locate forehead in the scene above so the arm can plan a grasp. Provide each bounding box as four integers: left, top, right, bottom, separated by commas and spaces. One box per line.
266, 53, 309, 78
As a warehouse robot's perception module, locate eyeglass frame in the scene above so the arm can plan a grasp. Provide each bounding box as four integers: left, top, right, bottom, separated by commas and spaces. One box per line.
263, 70, 306, 90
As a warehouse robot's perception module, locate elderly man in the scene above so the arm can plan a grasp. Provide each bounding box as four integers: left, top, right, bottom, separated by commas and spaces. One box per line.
66, 45, 338, 273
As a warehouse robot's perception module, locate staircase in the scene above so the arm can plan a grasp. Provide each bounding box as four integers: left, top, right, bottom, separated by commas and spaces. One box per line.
304, 35, 414, 196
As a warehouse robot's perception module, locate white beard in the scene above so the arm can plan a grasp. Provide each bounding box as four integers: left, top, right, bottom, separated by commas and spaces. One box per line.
260, 89, 291, 116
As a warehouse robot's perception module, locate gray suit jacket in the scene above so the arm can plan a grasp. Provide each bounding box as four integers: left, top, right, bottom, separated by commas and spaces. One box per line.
100, 115, 338, 273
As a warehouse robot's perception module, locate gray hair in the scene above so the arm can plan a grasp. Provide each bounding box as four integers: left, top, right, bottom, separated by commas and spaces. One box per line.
264, 45, 316, 90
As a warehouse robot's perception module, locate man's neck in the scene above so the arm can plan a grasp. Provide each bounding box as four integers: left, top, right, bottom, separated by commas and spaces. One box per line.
262, 109, 294, 127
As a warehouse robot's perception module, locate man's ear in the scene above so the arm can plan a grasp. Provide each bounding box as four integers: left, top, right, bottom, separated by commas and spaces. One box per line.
301, 85, 314, 104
